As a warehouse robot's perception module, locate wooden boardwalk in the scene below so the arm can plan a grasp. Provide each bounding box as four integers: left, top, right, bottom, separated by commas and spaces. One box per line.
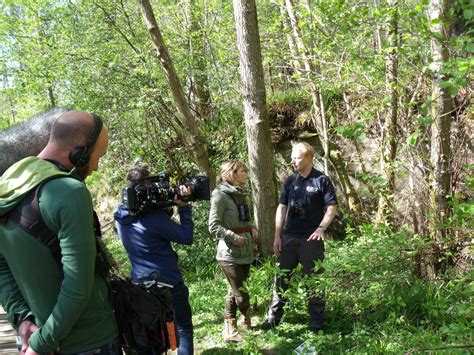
0, 307, 17, 354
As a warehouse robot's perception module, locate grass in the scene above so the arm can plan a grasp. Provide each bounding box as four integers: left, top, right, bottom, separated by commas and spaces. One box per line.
104, 216, 474, 354
187, 270, 473, 354
180, 240, 474, 354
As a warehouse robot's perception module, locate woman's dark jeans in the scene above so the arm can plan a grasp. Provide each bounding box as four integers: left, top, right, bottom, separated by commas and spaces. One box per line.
219, 262, 251, 319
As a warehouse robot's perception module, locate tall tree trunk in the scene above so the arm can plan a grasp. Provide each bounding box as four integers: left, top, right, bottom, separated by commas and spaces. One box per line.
139, 0, 215, 184
48, 84, 55, 107
376, 0, 399, 223
279, 2, 298, 86
423, 0, 454, 280
404, 70, 431, 269
233, 0, 278, 257
284, 0, 324, 142
187, 0, 212, 120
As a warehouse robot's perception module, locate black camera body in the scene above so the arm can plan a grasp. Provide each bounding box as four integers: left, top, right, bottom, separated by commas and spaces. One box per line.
122, 174, 210, 213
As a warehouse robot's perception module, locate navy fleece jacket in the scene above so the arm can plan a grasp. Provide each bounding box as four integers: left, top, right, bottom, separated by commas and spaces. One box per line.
114, 204, 193, 285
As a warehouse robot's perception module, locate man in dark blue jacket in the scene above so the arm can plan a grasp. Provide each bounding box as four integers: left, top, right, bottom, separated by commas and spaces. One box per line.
114, 165, 194, 355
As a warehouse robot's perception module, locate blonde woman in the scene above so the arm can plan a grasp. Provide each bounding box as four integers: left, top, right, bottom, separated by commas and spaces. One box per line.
208, 160, 257, 342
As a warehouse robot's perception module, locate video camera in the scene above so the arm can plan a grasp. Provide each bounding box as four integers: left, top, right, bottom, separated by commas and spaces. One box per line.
122, 173, 210, 213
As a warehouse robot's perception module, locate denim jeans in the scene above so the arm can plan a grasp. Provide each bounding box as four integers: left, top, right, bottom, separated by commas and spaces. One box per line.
54, 339, 121, 355
171, 282, 194, 355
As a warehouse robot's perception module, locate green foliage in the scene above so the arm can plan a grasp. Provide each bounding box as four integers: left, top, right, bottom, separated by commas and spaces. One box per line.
446, 164, 474, 232
184, 224, 473, 353
103, 229, 131, 278
206, 105, 248, 166
267, 89, 311, 107
334, 122, 366, 140
174, 201, 218, 280
1, 0, 472, 350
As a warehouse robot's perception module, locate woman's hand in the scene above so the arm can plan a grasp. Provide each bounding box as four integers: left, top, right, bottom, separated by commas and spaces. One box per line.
251, 227, 258, 243
233, 236, 246, 247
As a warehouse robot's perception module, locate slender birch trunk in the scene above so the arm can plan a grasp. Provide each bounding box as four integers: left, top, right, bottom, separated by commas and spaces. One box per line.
376, 0, 399, 223
423, 0, 454, 280
233, 0, 278, 257
187, 0, 212, 120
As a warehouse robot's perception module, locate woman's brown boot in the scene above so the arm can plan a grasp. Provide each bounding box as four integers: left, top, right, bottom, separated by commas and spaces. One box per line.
223, 318, 243, 343
240, 310, 251, 330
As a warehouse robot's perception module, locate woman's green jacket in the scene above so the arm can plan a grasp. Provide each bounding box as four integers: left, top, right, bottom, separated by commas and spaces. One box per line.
208, 181, 255, 265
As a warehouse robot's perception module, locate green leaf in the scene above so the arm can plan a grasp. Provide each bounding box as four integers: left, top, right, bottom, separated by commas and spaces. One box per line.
407, 132, 420, 146
439, 81, 451, 89
449, 86, 459, 96
464, 9, 473, 20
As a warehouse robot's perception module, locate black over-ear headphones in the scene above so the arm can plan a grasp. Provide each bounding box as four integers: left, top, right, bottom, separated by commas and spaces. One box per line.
69, 113, 103, 168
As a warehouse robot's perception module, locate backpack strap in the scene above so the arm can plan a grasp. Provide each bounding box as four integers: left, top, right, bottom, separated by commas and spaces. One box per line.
7, 176, 66, 269
6, 174, 114, 281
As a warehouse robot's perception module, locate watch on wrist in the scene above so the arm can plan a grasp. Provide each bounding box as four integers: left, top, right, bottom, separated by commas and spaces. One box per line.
317, 225, 325, 231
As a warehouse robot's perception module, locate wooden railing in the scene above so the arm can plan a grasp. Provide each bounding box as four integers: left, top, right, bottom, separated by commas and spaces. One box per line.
0, 307, 17, 353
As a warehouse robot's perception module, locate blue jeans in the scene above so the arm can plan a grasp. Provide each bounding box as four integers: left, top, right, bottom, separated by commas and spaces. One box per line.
55, 339, 121, 355
171, 282, 194, 355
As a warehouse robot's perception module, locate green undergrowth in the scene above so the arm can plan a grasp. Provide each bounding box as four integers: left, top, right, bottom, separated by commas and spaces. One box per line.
181, 224, 473, 354
102, 203, 473, 353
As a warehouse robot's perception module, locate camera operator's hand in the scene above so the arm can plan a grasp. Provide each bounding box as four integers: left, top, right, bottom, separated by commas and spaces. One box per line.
233, 236, 246, 247
174, 185, 192, 207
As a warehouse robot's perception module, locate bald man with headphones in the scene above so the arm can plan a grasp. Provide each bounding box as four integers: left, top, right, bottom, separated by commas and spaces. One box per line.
39, 110, 108, 179
0, 110, 120, 354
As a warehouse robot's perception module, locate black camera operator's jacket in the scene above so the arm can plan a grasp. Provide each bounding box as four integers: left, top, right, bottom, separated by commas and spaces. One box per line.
208, 181, 255, 265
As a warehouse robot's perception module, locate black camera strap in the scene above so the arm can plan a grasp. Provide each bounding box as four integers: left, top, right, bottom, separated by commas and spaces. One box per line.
226, 192, 241, 208
7, 176, 65, 272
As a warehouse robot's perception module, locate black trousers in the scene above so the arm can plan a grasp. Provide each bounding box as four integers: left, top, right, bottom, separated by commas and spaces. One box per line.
267, 234, 325, 328
219, 262, 251, 318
